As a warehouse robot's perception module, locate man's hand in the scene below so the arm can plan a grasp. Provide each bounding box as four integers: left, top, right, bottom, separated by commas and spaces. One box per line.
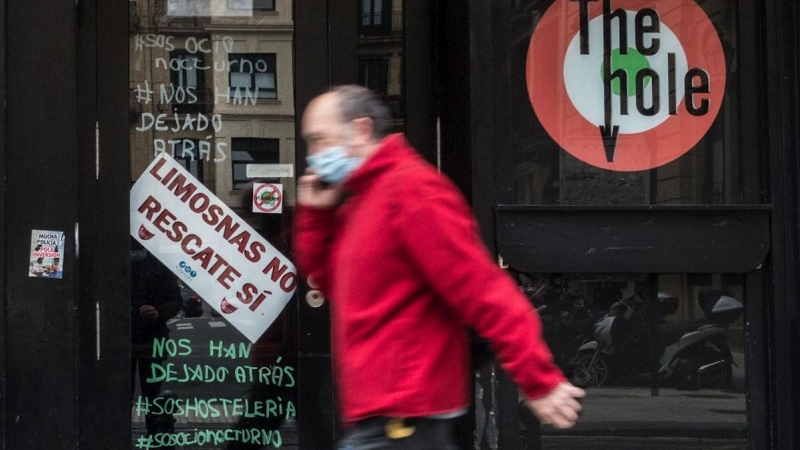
524, 382, 585, 429
139, 305, 159, 322
298, 170, 345, 208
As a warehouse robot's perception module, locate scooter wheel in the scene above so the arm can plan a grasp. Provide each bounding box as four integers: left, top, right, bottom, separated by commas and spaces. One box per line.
571, 351, 612, 388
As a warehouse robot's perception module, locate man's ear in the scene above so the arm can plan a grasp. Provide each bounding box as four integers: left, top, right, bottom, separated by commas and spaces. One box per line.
351, 117, 375, 146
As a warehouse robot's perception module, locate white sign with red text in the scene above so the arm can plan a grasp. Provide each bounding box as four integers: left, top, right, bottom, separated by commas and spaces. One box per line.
130, 154, 297, 342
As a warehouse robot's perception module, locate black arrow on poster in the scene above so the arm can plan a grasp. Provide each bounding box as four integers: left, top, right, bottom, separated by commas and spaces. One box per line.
599, 0, 619, 163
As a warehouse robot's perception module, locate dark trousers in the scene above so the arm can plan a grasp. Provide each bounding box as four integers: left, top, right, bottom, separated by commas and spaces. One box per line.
337, 417, 460, 450
131, 357, 170, 435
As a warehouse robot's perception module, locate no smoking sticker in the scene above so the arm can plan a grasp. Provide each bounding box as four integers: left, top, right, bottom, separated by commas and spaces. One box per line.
253, 183, 283, 214
527, 0, 726, 171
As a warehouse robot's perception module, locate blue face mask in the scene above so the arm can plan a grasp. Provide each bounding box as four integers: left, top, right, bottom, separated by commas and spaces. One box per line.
306, 146, 364, 185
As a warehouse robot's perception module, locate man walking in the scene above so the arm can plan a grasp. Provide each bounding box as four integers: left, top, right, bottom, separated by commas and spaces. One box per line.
294, 85, 584, 449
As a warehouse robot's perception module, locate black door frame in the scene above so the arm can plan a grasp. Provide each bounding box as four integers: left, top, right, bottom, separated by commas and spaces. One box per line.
294, 2, 336, 448
3, 0, 81, 447
0, 0, 7, 442
294, 1, 440, 447
763, 0, 800, 447
81, 0, 133, 448
0, 0, 129, 448
465, 0, 799, 449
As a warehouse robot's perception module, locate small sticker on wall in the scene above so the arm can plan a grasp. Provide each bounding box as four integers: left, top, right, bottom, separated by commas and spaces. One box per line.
29, 230, 65, 279
253, 183, 283, 214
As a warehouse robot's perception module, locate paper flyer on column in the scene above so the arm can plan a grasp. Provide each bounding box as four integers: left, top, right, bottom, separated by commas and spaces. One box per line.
29, 230, 65, 279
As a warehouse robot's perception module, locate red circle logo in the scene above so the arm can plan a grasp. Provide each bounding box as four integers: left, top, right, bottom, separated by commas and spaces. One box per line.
527, 0, 726, 171
253, 183, 282, 213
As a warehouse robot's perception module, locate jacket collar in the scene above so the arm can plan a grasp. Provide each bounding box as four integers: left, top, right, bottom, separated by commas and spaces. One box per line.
343, 133, 416, 194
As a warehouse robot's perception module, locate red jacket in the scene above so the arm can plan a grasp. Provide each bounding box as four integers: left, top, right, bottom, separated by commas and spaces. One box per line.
294, 134, 564, 425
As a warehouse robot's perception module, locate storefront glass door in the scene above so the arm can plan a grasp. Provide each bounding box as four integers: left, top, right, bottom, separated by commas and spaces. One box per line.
126, 1, 417, 448
514, 272, 748, 449
478, 0, 767, 447
129, 2, 302, 448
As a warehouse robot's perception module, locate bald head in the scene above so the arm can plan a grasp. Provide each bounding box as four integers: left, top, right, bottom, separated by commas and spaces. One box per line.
328, 85, 391, 139
301, 85, 391, 158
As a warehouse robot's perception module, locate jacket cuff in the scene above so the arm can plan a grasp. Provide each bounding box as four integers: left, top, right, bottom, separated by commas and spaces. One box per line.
521, 374, 566, 400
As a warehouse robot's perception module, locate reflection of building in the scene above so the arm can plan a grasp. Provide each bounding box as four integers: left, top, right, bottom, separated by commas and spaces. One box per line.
129, 0, 295, 210
357, 0, 405, 130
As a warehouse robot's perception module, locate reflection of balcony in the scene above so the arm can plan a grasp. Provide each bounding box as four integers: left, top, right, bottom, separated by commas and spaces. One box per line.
130, 1, 141, 32
153, 0, 211, 30
391, 10, 402, 35
358, 10, 403, 39
387, 93, 404, 120
130, 88, 143, 122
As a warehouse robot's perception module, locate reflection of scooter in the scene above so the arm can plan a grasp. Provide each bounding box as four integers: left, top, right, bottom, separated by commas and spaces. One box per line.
571, 291, 743, 389
533, 285, 604, 374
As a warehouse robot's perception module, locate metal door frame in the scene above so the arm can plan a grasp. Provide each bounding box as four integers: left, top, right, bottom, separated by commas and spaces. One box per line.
465, 0, 799, 449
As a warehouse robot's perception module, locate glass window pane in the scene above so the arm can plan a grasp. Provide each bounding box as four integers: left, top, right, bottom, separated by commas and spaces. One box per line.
185, 63, 198, 87
231, 151, 255, 162
355, 6, 404, 130
169, 140, 205, 188
230, 72, 252, 89
256, 73, 275, 90
231, 138, 280, 188
232, 163, 248, 181
512, 272, 747, 449
187, 160, 201, 180
253, 0, 275, 11
228, 0, 251, 11
130, 4, 297, 448
507, 0, 753, 206
362, 0, 371, 25
373, 0, 382, 25
228, 54, 277, 100
258, 90, 278, 100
